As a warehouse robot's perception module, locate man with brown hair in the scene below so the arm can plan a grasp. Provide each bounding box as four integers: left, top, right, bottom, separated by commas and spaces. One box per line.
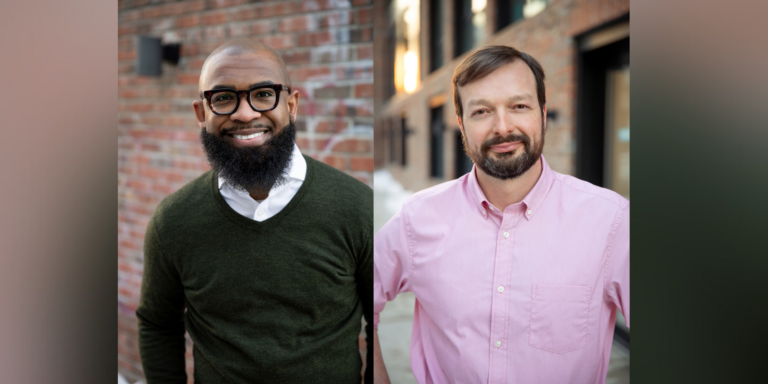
373, 46, 629, 383
137, 38, 373, 384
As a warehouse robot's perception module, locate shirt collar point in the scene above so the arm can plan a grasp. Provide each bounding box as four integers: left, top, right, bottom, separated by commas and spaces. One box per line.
287, 143, 307, 181
522, 155, 555, 216
467, 166, 489, 211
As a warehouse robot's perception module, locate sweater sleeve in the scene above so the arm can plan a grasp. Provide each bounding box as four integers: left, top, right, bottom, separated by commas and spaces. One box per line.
357, 221, 374, 384
136, 216, 188, 384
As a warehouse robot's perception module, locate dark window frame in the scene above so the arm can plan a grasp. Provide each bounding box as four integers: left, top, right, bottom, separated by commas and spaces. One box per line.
429, 0, 444, 72
454, 129, 473, 177
453, 0, 474, 58
496, 0, 527, 32
430, 105, 445, 178
574, 16, 630, 188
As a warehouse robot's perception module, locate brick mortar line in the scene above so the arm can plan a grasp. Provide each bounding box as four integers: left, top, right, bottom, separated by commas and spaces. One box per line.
286, 59, 374, 68
120, 17, 372, 29
118, 23, 373, 33
115, 40, 373, 48
119, 2, 372, 15
117, 50, 373, 64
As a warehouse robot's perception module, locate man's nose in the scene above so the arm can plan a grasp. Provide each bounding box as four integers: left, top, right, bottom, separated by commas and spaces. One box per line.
229, 94, 262, 122
493, 110, 514, 136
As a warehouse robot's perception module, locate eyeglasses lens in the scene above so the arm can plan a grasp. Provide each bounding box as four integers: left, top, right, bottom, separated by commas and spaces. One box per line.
250, 88, 277, 110
210, 91, 238, 113
209, 88, 278, 114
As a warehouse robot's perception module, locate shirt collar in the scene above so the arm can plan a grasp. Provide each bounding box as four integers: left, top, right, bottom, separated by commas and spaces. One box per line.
218, 143, 306, 193
467, 155, 556, 221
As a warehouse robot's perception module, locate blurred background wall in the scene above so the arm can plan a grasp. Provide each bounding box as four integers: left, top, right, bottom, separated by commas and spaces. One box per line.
118, 0, 373, 382
374, 0, 629, 197
373, 0, 629, 382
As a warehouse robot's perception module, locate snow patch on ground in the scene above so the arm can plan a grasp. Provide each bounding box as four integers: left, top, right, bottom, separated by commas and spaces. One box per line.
373, 169, 414, 234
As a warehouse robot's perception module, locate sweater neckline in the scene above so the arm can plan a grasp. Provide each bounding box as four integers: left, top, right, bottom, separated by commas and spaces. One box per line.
210, 154, 316, 233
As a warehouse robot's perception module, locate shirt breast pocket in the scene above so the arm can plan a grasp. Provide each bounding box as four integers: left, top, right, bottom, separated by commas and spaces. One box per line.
528, 284, 591, 353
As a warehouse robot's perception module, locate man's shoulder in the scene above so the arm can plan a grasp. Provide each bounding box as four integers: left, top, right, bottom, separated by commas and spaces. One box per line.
152, 170, 215, 224
551, 170, 629, 211
297, 155, 372, 230
305, 155, 372, 204
400, 175, 467, 213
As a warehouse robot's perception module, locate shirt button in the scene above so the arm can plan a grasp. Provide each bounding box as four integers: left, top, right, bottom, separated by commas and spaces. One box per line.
498, 285, 504, 292
527, 209, 533, 216
495, 340, 502, 348
482, 210, 487, 216
503, 231, 509, 238
257, 209, 264, 216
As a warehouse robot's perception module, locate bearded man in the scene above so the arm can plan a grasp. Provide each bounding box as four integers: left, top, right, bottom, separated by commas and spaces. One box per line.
137, 38, 373, 384
373, 46, 629, 384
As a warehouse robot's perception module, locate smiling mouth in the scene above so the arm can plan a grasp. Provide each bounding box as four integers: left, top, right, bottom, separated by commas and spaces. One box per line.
489, 141, 521, 153
232, 131, 265, 140
221, 125, 271, 140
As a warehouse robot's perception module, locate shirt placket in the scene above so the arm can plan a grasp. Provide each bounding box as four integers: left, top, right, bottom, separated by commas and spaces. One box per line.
254, 199, 269, 220
488, 206, 520, 384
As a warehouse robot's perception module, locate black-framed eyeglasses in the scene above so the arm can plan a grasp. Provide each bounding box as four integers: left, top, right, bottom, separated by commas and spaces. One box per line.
202, 84, 289, 115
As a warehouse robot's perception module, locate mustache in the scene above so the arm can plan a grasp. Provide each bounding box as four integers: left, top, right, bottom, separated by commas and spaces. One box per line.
219, 124, 273, 136
481, 133, 531, 152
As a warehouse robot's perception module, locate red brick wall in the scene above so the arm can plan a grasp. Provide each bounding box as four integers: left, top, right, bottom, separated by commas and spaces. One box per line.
118, 0, 373, 381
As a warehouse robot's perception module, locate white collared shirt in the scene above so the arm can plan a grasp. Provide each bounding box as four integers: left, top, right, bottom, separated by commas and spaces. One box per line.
218, 144, 306, 222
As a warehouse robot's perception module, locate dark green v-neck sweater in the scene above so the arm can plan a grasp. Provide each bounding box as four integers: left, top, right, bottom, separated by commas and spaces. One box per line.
137, 156, 373, 384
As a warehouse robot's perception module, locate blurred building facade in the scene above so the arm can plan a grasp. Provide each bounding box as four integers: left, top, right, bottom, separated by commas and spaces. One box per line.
373, 0, 629, 199
118, 0, 373, 382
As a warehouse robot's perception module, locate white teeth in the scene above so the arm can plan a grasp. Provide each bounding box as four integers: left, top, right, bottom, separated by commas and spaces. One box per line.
233, 132, 265, 140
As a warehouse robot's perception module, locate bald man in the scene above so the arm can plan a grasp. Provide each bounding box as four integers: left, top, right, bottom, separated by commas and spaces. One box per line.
136, 38, 373, 384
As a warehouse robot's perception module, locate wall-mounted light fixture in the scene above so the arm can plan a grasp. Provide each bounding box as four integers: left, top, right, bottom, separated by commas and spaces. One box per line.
136, 36, 181, 77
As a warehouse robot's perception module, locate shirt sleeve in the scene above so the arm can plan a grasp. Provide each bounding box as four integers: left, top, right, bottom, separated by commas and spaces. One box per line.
136, 216, 188, 384
373, 206, 413, 329
604, 203, 630, 328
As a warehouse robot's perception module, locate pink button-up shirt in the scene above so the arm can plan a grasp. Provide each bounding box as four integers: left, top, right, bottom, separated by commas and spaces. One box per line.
374, 156, 629, 384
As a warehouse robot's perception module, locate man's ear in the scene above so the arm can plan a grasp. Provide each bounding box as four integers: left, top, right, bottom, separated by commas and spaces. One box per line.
541, 104, 547, 132
192, 100, 206, 129
457, 116, 464, 132
287, 89, 299, 122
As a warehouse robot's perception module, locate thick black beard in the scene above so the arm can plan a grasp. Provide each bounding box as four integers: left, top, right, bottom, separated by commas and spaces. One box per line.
200, 120, 296, 195
463, 123, 545, 180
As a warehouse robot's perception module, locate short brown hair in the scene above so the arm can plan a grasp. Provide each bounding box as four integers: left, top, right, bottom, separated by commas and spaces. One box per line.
453, 45, 546, 122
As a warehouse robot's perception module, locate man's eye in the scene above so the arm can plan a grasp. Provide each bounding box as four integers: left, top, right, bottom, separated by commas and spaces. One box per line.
472, 110, 487, 116
514, 104, 529, 110
214, 94, 233, 101
254, 91, 274, 98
